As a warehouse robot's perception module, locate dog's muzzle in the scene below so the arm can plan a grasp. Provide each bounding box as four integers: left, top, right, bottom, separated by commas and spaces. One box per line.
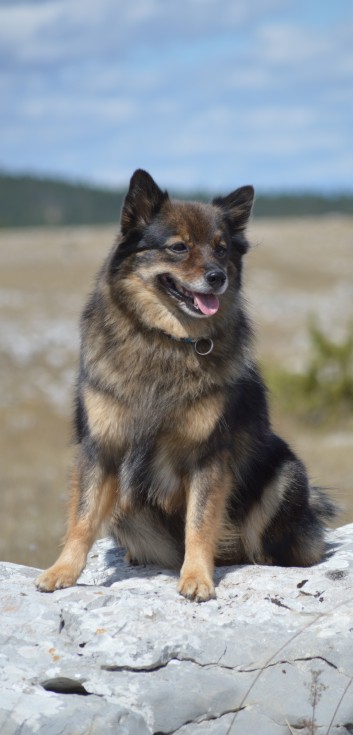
204, 269, 227, 290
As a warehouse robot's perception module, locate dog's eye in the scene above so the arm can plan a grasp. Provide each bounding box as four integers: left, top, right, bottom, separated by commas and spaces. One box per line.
168, 242, 188, 254
214, 243, 227, 258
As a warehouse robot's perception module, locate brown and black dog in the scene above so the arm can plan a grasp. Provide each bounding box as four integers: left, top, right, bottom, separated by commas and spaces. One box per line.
36, 169, 335, 601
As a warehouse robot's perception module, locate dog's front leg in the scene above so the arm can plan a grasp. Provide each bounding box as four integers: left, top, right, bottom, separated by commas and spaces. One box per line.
178, 461, 230, 602
36, 452, 117, 592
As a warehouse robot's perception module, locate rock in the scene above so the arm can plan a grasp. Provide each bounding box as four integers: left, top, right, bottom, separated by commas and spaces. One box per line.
0, 525, 353, 734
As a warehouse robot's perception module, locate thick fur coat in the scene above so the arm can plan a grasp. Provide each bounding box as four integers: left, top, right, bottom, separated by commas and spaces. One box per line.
37, 170, 335, 601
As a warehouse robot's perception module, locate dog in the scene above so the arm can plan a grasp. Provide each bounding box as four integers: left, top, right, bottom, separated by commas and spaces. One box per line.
36, 169, 335, 601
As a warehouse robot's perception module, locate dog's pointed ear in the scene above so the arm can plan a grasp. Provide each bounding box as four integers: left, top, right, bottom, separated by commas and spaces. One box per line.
213, 185, 254, 231
120, 169, 169, 235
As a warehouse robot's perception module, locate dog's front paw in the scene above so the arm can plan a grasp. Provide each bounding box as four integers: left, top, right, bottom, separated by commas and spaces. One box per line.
177, 571, 216, 602
124, 551, 139, 566
36, 564, 79, 593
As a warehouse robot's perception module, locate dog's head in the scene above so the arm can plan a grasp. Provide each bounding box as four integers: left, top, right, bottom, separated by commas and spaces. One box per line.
109, 170, 254, 335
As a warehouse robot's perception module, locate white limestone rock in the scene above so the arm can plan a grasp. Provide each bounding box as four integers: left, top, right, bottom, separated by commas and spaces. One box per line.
0, 524, 352, 734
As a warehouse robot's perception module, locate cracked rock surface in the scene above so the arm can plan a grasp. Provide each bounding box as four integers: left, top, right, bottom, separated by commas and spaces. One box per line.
1, 524, 353, 734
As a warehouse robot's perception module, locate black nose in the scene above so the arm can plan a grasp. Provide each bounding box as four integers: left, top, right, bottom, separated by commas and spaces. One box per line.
205, 269, 226, 289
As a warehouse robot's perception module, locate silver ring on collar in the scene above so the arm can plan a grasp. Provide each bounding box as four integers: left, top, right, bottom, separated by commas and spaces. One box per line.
194, 338, 214, 356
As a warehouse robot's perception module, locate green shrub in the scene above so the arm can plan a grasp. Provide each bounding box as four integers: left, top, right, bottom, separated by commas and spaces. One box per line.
265, 321, 353, 425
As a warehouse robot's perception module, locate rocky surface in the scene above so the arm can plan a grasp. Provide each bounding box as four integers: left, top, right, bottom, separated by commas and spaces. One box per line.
1, 524, 353, 734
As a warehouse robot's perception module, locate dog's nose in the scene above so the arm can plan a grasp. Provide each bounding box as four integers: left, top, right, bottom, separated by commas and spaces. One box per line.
205, 269, 226, 290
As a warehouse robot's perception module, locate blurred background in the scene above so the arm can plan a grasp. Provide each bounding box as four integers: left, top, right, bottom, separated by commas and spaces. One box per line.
0, 0, 352, 568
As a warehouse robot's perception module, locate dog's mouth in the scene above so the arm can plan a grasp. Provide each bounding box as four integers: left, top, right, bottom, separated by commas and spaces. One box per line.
158, 274, 220, 316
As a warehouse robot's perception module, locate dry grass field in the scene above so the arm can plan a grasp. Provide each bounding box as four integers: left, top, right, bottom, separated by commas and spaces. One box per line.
0, 216, 352, 567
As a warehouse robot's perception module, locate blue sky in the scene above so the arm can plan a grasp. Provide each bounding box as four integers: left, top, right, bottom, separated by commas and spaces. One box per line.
1, 0, 352, 193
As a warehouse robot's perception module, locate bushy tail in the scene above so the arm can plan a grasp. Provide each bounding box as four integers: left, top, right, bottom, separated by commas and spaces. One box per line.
310, 486, 338, 523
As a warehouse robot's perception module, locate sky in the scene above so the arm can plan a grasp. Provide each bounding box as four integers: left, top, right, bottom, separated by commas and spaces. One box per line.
1, 0, 353, 193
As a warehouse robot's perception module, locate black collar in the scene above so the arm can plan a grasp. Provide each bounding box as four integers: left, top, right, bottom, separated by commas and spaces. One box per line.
161, 331, 214, 355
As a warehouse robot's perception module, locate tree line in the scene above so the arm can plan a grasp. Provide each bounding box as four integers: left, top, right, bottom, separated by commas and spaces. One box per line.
0, 172, 351, 227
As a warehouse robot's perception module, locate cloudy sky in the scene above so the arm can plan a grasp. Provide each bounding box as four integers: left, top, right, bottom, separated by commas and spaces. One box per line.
1, 0, 352, 192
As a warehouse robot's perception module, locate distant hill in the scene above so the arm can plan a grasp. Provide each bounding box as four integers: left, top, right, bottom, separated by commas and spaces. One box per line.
0, 173, 125, 228
0, 172, 351, 227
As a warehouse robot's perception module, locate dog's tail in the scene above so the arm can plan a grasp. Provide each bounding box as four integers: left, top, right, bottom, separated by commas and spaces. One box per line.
310, 485, 339, 523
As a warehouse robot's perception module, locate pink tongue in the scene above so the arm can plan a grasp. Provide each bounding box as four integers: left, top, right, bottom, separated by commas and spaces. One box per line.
194, 292, 220, 315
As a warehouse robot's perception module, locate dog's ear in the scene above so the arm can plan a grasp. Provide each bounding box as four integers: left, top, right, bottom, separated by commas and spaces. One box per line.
121, 169, 169, 235
213, 186, 254, 231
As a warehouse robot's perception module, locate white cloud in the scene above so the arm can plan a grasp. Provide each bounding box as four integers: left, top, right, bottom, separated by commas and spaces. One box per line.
0, 0, 352, 191
0, 0, 287, 65
257, 22, 329, 65
0, 1, 65, 61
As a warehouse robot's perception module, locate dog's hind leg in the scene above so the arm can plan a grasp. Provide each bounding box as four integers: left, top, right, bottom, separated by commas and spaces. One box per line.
36, 451, 116, 592
178, 460, 231, 602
